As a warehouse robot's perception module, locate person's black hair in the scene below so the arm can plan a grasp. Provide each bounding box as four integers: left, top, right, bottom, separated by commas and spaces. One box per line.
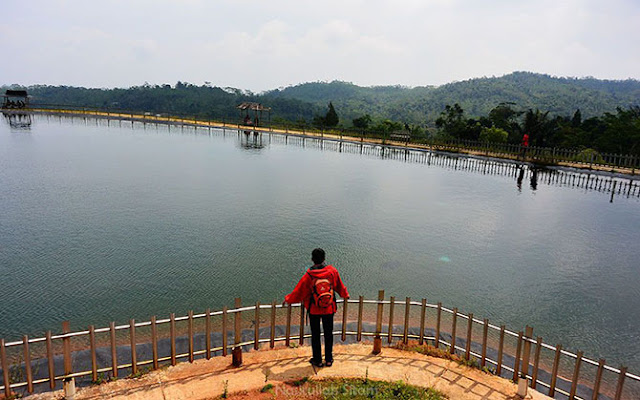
311, 248, 325, 265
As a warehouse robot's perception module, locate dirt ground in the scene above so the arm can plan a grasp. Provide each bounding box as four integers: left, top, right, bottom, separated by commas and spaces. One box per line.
25, 343, 551, 400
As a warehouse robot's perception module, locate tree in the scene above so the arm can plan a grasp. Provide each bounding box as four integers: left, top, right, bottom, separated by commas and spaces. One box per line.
488, 102, 523, 141
325, 102, 339, 127
523, 109, 552, 147
435, 103, 466, 138
479, 126, 509, 143
352, 114, 372, 129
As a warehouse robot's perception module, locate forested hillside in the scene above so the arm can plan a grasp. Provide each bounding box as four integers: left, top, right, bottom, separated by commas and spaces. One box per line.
264, 72, 640, 124
6, 72, 640, 127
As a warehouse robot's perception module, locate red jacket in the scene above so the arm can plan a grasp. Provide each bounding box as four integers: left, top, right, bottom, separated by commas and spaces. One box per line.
285, 264, 349, 315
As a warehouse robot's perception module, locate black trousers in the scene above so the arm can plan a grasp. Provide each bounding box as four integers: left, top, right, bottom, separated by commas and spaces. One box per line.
309, 313, 334, 363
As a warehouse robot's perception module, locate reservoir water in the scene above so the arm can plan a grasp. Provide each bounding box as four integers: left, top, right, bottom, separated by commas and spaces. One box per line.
1, 115, 639, 375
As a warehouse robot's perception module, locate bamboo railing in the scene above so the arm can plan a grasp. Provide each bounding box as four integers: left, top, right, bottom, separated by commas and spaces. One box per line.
4, 106, 640, 175
1, 293, 639, 399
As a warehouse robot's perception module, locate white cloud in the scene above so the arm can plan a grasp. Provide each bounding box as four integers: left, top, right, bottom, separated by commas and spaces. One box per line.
0, 0, 638, 90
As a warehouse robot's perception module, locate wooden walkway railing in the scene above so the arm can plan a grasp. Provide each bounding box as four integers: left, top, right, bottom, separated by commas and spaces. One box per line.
10, 109, 640, 202
1, 292, 638, 399
5, 106, 640, 175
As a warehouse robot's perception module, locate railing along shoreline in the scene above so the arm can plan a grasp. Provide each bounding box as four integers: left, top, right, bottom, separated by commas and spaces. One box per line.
1, 294, 638, 399
4, 106, 640, 175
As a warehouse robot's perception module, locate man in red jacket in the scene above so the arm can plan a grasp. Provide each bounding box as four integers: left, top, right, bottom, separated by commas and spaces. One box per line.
284, 248, 349, 367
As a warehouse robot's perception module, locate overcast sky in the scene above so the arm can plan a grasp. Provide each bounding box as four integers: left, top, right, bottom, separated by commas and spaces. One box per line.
1, 0, 639, 92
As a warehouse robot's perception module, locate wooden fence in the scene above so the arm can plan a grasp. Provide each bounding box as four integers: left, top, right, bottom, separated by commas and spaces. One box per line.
5, 106, 640, 175
8, 110, 640, 202
1, 293, 638, 399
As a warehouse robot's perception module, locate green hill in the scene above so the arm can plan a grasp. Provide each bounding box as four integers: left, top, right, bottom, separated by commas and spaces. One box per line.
7, 72, 640, 127
263, 72, 640, 125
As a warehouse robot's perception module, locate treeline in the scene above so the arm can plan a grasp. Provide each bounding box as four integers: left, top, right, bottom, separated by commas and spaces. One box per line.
432, 103, 640, 155
22, 82, 322, 123
5, 71, 639, 154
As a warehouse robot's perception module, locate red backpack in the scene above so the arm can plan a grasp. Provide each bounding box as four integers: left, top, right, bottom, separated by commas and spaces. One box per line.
307, 272, 335, 309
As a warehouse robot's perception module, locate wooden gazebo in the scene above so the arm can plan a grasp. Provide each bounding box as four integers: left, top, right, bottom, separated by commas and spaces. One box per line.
236, 102, 271, 127
2, 90, 30, 109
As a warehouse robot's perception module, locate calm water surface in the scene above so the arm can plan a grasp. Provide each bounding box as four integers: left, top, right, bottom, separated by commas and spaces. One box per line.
1, 116, 639, 373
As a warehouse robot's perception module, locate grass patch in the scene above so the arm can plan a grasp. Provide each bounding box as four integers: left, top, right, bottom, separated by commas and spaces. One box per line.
316, 378, 446, 400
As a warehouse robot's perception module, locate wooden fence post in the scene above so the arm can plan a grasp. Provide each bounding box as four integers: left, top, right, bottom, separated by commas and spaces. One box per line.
450, 308, 458, 354
232, 298, 243, 367
591, 359, 605, 400
47, 330, 56, 389
531, 337, 542, 389
299, 303, 305, 345
20, 335, 33, 393
88, 327, 97, 382
188, 311, 194, 363
388, 296, 395, 344
373, 290, 384, 354
569, 351, 583, 399
222, 307, 228, 357
435, 302, 442, 348
170, 313, 177, 365
205, 309, 211, 360
403, 297, 411, 345
481, 319, 489, 367
465, 313, 473, 360
62, 321, 72, 376
419, 299, 427, 345
130, 319, 137, 375
151, 316, 159, 369
270, 301, 276, 349
1, 339, 10, 398
285, 303, 292, 347
341, 297, 349, 342
549, 344, 563, 397
615, 366, 627, 400
255, 302, 261, 350
357, 296, 364, 342
513, 331, 523, 381
496, 325, 505, 376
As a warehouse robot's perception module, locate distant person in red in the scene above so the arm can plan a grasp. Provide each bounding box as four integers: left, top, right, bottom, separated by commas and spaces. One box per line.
521, 133, 530, 158
283, 248, 349, 368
